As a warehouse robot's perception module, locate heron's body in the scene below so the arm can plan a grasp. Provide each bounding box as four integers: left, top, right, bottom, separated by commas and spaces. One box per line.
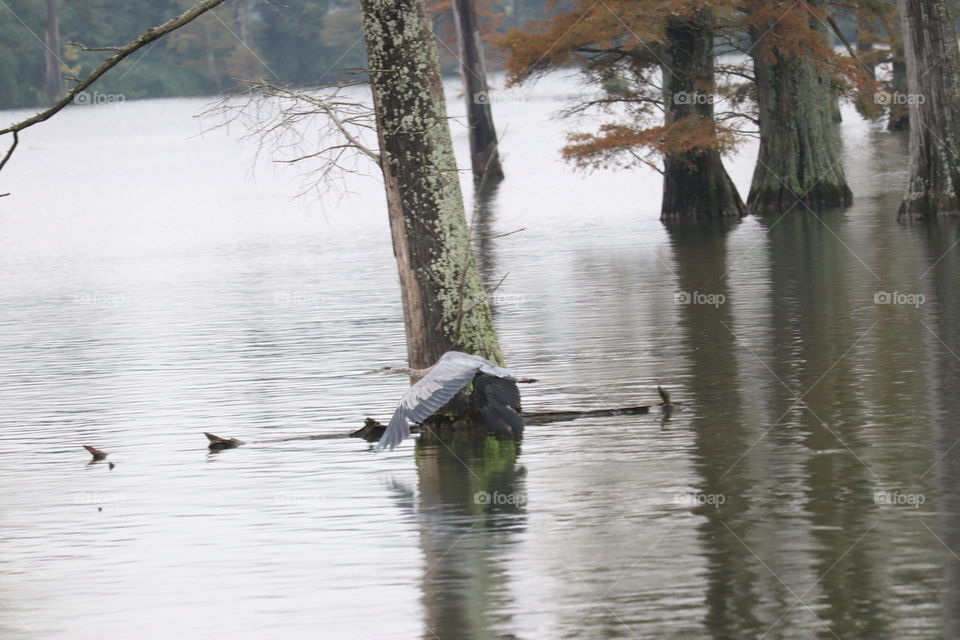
373, 351, 532, 452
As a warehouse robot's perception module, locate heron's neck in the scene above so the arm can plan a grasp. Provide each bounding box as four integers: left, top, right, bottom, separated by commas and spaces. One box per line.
389, 365, 432, 379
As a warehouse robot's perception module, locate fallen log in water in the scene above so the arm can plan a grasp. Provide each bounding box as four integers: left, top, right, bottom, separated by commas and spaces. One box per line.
202, 404, 659, 449
522, 405, 651, 425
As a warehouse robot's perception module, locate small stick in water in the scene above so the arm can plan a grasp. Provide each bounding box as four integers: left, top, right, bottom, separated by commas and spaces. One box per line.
658, 386, 684, 409
204, 432, 245, 450
83, 445, 108, 460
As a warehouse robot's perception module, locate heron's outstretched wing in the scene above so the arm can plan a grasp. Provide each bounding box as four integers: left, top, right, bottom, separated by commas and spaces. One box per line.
374, 353, 485, 452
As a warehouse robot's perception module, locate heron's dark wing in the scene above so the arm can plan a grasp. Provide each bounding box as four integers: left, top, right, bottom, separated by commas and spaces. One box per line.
476, 376, 524, 437
374, 354, 480, 452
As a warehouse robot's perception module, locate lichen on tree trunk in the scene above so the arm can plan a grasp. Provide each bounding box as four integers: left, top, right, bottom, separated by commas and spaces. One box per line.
660, 11, 745, 221
451, 0, 504, 183
747, 0, 853, 214
896, 0, 960, 219
361, 0, 503, 370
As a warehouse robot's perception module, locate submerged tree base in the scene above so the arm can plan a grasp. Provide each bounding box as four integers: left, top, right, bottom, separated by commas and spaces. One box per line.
748, 182, 853, 215
898, 195, 960, 220
661, 151, 746, 220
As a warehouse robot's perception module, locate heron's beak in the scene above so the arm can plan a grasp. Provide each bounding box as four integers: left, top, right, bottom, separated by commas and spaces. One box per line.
363, 370, 379, 375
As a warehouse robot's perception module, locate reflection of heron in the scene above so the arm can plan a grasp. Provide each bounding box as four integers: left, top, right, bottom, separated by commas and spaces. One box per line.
368, 351, 536, 452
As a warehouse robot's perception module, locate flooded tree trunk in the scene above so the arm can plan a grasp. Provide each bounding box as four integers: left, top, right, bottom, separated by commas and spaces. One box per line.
887, 43, 909, 131
747, 1, 852, 214
451, 0, 504, 183
44, 0, 62, 101
660, 12, 745, 220
360, 0, 503, 370
896, 0, 960, 218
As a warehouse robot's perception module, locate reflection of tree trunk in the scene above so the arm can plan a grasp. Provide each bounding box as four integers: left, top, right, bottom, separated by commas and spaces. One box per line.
361, 0, 502, 369
921, 221, 960, 639
747, 0, 852, 213
470, 180, 500, 303
665, 219, 763, 638
412, 437, 525, 639
660, 11, 745, 220
452, 0, 504, 183
44, 0, 62, 101
759, 213, 889, 637
896, 0, 960, 218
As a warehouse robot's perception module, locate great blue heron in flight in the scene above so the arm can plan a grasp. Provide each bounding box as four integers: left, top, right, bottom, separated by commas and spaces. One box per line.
367, 351, 535, 452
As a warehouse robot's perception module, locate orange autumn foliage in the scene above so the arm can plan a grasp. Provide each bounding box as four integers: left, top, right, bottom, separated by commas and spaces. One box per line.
496, 0, 875, 172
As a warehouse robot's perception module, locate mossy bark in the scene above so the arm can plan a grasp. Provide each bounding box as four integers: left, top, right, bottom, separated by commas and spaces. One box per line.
897, 0, 960, 219
660, 11, 745, 221
747, 0, 853, 214
361, 0, 503, 369
451, 0, 504, 183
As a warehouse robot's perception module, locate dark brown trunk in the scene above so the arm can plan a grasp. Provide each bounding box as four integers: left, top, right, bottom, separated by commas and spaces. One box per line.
887, 43, 909, 131
747, 1, 852, 214
856, 3, 876, 80
44, 0, 62, 102
660, 12, 745, 220
360, 0, 502, 370
897, 0, 960, 218
451, 0, 504, 183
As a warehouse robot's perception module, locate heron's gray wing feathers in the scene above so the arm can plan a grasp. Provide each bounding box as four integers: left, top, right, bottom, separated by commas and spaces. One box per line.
476, 360, 513, 379
375, 352, 489, 452
405, 354, 484, 422
376, 405, 412, 452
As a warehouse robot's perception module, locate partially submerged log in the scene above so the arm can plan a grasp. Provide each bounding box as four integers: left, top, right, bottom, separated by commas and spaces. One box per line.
83, 445, 108, 460
204, 432, 245, 450
522, 405, 651, 426
203, 405, 663, 449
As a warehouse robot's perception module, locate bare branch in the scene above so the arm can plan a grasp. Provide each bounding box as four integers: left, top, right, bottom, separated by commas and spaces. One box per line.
66, 41, 124, 52
0, 131, 19, 174
475, 227, 526, 240
202, 79, 381, 200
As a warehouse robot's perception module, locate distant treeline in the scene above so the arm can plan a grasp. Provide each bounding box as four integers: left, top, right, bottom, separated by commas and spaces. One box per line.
0, 0, 565, 110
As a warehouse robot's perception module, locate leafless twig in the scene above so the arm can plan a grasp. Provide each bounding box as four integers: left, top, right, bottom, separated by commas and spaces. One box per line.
202, 79, 380, 199
66, 41, 124, 52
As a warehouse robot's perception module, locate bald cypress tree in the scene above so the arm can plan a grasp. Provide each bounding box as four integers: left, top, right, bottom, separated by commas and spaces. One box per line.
896, 0, 960, 218
746, 0, 853, 214
660, 9, 745, 219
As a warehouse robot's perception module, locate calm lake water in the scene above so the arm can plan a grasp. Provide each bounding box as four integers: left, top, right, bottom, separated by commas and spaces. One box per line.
2, 73, 960, 639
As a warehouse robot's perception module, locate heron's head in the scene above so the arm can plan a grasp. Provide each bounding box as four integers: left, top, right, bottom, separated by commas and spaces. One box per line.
364, 365, 409, 376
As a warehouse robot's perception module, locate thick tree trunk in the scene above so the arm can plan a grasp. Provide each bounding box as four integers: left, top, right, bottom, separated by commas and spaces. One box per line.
747, 1, 852, 214
451, 0, 504, 183
43, 0, 62, 102
361, 0, 503, 370
896, 0, 960, 218
660, 12, 745, 220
